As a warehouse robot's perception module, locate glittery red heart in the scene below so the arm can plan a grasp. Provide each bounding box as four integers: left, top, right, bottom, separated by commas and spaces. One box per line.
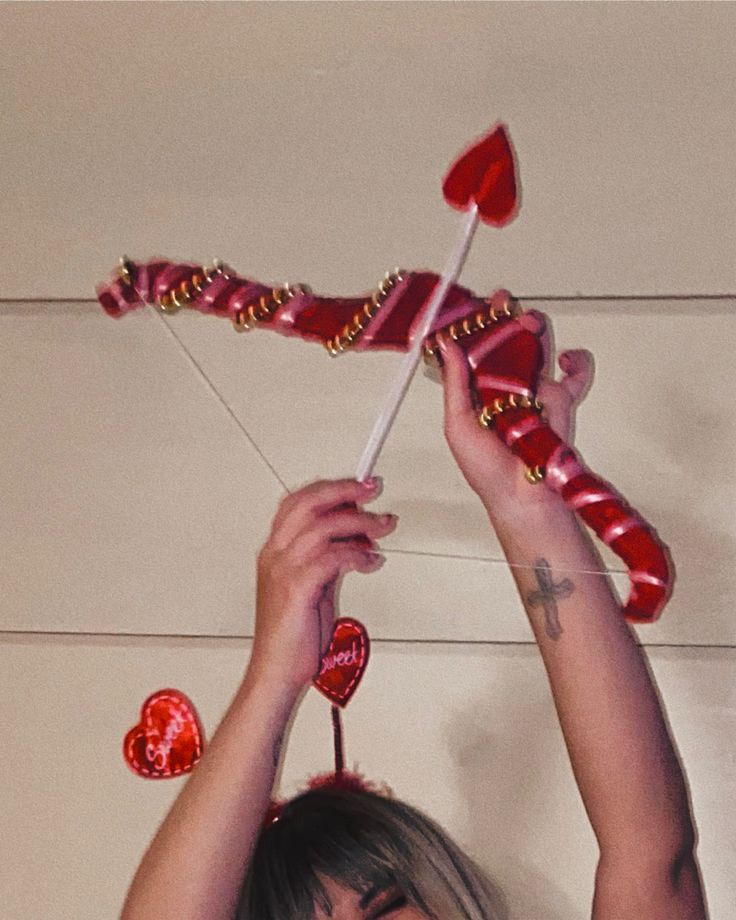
442, 123, 518, 226
313, 617, 370, 708
123, 689, 204, 779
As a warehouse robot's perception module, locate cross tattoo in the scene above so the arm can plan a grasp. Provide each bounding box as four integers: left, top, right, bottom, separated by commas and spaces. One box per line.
527, 558, 575, 640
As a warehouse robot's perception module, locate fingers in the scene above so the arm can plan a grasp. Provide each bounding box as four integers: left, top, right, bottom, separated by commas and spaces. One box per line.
518, 309, 593, 405
438, 334, 478, 422
307, 545, 384, 660
558, 349, 594, 404
270, 477, 382, 549
309, 538, 388, 667
307, 543, 386, 588
294, 507, 397, 561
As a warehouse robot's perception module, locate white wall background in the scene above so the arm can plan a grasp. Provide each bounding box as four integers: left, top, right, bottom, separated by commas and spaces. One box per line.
1, 3, 734, 918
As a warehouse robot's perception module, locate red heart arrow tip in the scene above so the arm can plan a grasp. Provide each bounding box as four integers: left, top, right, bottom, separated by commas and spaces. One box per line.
442, 123, 519, 227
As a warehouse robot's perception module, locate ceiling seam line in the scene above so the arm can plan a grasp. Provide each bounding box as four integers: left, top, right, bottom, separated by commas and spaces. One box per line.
0, 630, 732, 650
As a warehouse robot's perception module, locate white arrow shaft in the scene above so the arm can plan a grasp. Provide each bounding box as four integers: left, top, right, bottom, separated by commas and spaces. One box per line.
355, 204, 480, 481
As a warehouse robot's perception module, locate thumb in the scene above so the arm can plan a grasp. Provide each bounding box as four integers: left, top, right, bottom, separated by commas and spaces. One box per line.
438, 334, 478, 422
558, 349, 594, 404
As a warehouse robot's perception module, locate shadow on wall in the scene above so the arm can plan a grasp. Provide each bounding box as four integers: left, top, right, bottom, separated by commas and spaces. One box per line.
447, 666, 584, 920
631, 378, 736, 636
653, 507, 736, 632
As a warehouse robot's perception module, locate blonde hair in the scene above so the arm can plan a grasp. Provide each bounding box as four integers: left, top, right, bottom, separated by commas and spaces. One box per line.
238, 786, 505, 919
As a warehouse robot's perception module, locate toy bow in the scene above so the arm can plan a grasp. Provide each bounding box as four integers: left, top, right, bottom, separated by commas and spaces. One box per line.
108, 124, 672, 783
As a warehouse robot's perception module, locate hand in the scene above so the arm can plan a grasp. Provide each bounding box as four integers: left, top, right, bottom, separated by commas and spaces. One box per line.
247, 478, 397, 695
439, 309, 594, 520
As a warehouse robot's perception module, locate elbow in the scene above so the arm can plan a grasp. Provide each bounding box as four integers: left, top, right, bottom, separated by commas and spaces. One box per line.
667, 827, 699, 887
594, 843, 707, 920
600, 813, 699, 878
657, 841, 707, 919
664, 813, 699, 877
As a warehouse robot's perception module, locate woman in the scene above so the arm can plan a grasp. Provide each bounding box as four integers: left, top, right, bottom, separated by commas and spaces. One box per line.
120, 328, 707, 920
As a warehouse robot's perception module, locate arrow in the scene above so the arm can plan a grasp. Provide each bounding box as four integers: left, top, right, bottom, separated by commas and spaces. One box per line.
355, 123, 519, 481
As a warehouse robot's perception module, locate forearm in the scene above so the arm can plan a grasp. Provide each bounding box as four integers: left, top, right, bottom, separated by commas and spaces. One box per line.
121, 666, 299, 920
487, 498, 695, 860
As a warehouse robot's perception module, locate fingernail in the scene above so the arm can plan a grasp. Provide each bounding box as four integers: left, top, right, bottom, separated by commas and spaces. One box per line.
362, 476, 383, 492
381, 513, 398, 525
369, 552, 386, 567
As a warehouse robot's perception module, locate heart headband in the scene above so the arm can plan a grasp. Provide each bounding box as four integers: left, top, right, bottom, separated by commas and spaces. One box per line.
122, 618, 379, 823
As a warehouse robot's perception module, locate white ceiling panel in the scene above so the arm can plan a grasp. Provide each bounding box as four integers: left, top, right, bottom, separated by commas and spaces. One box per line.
1, 2, 734, 299
163, 299, 736, 644
2, 636, 733, 920
0, 304, 284, 635
3, 300, 734, 644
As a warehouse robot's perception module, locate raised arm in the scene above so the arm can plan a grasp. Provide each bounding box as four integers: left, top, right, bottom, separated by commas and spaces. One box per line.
120, 478, 394, 920
438, 332, 707, 920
